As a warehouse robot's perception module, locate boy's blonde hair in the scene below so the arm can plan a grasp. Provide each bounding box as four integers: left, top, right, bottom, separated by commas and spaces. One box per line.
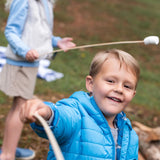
89, 49, 140, 83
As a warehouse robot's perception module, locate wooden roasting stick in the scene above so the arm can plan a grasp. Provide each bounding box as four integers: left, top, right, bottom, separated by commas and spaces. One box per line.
42, 36, 159, 57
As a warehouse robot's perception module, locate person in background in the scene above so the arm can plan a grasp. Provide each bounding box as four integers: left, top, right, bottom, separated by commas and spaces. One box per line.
0, 0, 76, 159
20, 49, 140, 160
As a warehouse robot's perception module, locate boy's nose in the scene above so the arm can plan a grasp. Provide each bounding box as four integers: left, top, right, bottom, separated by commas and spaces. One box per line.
114, 84, 123, 93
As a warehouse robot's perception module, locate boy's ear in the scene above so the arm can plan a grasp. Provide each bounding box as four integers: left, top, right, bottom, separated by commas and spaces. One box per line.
86, 75, 93, 93
133, 90, 136, 97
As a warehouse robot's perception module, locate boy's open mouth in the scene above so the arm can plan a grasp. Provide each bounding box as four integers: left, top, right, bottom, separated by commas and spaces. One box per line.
107, 96, 122, 103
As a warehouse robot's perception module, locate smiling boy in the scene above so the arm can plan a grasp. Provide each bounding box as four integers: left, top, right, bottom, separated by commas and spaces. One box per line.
86, 50, 138, 128
20, 49, 140, 160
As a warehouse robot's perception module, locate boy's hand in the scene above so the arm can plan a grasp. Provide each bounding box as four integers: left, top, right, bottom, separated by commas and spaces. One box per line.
20, 99, 52, 124
26, 49, 39, 62
57, 37, 76, 52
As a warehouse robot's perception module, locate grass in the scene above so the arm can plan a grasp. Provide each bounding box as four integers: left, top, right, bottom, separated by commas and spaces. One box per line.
0, 0, 160, 111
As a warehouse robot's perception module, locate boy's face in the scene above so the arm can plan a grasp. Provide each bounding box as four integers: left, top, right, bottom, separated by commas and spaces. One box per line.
86, 57, 137, 119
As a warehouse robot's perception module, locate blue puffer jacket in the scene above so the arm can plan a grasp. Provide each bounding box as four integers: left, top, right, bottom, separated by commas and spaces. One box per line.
31, 91, 139, 160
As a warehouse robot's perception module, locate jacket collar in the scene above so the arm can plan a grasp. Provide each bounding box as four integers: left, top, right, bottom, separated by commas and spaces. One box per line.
71, 91, 132, 131
72, 91, 132, 130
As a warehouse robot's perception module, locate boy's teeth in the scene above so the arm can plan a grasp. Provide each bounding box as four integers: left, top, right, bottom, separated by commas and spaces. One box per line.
111, 97, 121, 102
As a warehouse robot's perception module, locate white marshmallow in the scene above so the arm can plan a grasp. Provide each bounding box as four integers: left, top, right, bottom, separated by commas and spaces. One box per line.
144, 36, 159, 45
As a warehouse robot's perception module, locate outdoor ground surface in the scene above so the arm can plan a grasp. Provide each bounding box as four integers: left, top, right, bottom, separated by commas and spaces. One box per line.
0, 0, 160, 159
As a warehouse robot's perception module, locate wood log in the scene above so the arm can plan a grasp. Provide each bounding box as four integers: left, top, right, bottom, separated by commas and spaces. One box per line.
138, 151, 145, 160
132, 121, 160, 142
132, 121, 160, 160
